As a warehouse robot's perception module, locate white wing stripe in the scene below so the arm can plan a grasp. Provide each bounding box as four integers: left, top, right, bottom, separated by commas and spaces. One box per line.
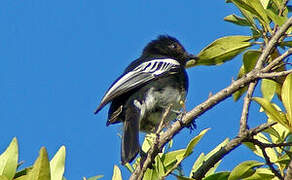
103, 58, 180, 101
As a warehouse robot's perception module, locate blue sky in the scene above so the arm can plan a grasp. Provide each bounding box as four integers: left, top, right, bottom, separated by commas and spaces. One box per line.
0, 0, 272, 179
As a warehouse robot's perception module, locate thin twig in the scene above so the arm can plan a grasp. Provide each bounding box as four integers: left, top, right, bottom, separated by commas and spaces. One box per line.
259, 69, 292, 78
156, 104, 173, 134
239, 82, 257, 134
249, 138, 283, 179
249, 139, 292, 148
262, 48, 292, 72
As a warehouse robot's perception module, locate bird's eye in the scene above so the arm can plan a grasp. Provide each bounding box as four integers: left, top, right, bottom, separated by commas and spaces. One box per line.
169, 43, 177, 49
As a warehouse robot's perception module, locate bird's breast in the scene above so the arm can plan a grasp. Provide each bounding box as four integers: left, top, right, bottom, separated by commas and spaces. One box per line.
138, 80, 187, 133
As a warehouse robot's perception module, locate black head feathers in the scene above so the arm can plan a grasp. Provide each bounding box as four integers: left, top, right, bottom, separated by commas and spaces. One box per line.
142, 35, 194, 65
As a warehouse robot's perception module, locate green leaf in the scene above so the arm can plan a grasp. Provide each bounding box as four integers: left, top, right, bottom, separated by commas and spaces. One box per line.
243, 50, 261, 72
124, 163, 134, 173
190, 36, 252, 66
275, 154, 290, 166
176, 175, 194, 180
190, 139, 229, 178
266, 118, 290, 155
231, 0, 261, 18
264, 126, 281, 141
244, 133, 278, 166
154, 155, 165, 178
231, 0, 268, 23
27, 147, 51, 180
252, 97, 288, 129
246, 0, 270, 24
86, 175, 104, 180
203, 172, 230, 180
0, 138, 18, 180
259, 0, 270, 9
50, 146, 66, 180
266, 9, 287, 26
0, 175, 9, 180
183, 128, 210, 158
233, 66, 248, 101
190, 153, 205, 177
112, 165, 122, 180
224, 14, 251, 26
205, 139, 229, 160
142, 134, 155, 153
228, 160, 264, 180
144, 168, 159, 180
282, 73, 292, 122
279, 41, 292, 47
261, 79, 277, 101
162, 149, 186, 168
244, 168, 275, 180
233, 50, 260, 101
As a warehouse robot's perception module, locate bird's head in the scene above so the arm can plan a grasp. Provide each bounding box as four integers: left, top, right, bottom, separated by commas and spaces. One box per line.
142, 35, 197, 66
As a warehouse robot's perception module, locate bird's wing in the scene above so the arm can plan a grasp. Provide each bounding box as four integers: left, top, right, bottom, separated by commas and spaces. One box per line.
94, 58, 181, 114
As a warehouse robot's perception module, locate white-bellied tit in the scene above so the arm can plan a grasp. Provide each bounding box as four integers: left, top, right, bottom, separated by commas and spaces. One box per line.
94, 35, 197, 165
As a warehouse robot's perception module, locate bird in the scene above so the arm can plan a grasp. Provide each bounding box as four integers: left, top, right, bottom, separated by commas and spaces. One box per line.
94, 35, 196, 165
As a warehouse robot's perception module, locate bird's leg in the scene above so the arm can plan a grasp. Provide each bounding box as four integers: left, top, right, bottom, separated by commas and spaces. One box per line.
177, 100, 196, 131
177, 100, 187, 126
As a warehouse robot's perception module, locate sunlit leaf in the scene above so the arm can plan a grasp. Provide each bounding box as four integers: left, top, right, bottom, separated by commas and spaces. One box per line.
203, 172, 230, 180
142, 134, 155, 153
244, 168, 275, 180
162, 149, 186, 168
189, 36, 252, 67
233, 50, 260, 101
259, 0, 270, 9
0, 175, 8, 180
282, 74, 292, 122
27, 147, 51, 180
154, 155, 165, 178
232, 0, 269, 24
176, 175, 193, 180
228, 160, 264, 180
190, 139, 229, 178
252, 97, 289, 130
183, 128, 210, 158
243, 50, 261, 72
86, 175, 104, 180
261, 79, 277, 101
224, 14, 251, 26
246, 0, 270, 24
50, 146, 66, 180
124, 163, 134, 173
144, 168, 158, 180
233, 66, 248, 101
266, 9, 287, 26
244, 132, 278, 165
0, 138, 18, 180
112, 165, 122, 180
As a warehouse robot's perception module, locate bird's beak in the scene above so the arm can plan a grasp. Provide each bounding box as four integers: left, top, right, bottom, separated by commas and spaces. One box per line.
187, 54, 198, 61
184, 53, 198, 68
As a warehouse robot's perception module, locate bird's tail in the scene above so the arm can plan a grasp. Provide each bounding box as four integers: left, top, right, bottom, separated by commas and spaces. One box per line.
121, 107, 140, 165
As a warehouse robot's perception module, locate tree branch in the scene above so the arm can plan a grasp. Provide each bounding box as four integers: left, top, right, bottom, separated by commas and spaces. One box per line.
239, 82, 257, 134
248, 138, 283, 179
